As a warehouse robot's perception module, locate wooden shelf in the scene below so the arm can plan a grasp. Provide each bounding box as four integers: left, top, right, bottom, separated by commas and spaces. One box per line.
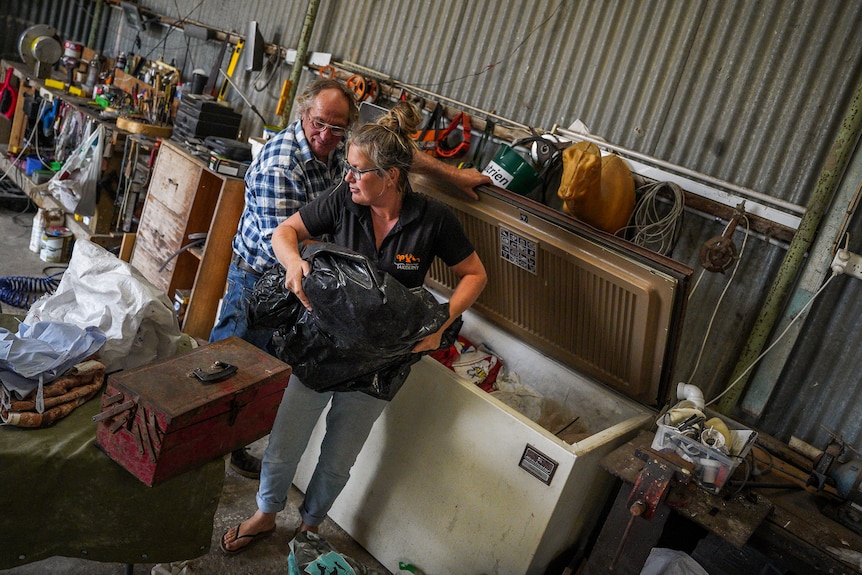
188, 245, 204, 260
1, 59, 128, 250
0, 148, 122, 249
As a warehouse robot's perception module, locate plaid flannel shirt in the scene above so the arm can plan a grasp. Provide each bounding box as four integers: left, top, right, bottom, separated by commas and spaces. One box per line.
231, 119, 344, 272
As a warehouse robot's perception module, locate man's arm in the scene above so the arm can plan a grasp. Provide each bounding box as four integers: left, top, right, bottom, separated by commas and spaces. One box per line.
411, 151, 490, 201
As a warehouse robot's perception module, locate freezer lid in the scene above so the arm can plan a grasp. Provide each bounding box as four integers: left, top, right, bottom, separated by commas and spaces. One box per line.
416, 176, 692, 408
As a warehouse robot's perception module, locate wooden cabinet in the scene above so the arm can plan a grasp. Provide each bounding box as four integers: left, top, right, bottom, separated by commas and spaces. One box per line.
130, 139, 244, 340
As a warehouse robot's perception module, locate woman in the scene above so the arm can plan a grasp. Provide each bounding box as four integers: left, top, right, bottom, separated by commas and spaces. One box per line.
221, 101, 487, 554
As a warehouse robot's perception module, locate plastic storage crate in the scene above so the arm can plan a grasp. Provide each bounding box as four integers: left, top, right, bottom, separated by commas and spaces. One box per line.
651, 409, 757, 494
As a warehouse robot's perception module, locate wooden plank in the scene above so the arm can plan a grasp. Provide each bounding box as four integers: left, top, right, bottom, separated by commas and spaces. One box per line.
7, 81, 31, 153
182, 174, 244, 340
119, 232, 136, 262
758, 488, 862, 574
756, 431, 816, 473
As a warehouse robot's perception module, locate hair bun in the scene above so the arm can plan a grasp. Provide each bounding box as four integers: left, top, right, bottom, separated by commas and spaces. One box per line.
379, 101, 422, 135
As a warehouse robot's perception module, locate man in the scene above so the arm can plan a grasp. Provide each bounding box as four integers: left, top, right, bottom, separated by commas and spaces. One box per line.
210, 78, 490, 478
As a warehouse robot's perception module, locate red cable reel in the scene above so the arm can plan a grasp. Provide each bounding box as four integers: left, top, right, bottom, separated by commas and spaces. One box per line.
345, 74, 378, 103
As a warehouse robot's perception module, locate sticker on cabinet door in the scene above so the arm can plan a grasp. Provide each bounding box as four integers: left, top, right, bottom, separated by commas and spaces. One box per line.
500, 227, 538, 274
519, 444, 558, 485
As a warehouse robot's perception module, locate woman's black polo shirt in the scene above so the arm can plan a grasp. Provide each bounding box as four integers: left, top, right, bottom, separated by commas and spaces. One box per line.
298, 181, 475, 289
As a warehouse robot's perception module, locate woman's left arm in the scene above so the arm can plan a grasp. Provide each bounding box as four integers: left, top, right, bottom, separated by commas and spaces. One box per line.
411, 251, 487, 353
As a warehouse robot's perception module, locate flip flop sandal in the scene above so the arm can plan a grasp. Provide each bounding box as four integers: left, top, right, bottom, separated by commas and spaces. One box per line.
220, 524, 276, 555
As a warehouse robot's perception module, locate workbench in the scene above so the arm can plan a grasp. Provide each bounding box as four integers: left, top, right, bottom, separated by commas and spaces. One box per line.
0, 59, 150, 249
584, 430, 862, 574
0, 385, 224, 569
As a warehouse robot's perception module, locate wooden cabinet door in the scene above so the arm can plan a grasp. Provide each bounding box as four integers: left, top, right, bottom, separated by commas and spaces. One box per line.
131, 145, 201, 293
146, 150, 199, 215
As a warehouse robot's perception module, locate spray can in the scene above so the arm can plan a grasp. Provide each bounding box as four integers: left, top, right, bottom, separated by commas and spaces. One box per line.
30, 209, 65, 253
30, 209, 48, 253
86, 54, 102, 87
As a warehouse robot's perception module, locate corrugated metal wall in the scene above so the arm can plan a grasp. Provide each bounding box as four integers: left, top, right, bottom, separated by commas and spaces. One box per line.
4, 0, 862, 453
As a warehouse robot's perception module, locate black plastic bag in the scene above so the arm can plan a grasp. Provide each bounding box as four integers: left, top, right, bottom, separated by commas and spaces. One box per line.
248, 243, 461, 400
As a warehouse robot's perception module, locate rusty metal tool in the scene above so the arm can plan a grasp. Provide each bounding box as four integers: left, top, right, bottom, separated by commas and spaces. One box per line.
609, 447, 695, 570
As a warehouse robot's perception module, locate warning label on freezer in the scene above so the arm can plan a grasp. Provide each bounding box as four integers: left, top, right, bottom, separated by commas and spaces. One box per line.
519, 444, 558, 485
499, 227, 538, 274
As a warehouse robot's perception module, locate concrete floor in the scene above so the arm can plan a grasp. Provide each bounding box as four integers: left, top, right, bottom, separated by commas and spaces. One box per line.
0, 198, 391, 575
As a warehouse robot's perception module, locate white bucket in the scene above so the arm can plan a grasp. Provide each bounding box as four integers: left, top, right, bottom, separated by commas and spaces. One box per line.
40, 226, 73, 263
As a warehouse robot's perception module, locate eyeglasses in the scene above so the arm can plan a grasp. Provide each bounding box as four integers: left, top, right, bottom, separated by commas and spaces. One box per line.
308, 117, 347, 137
342, 160, 380, 180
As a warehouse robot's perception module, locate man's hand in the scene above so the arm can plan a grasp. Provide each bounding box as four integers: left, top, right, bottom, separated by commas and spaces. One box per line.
284, 256, 312, 311
411, 151, 490, 201
450, 167, 491, 201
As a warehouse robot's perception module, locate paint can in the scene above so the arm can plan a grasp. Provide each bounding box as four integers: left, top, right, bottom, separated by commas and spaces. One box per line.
63, 41, 83, 60
39, 226, 73, 263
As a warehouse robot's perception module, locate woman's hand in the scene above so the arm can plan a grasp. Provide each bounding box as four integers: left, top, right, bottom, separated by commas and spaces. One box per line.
272, 212, 314, 311
411, 330, 444, 354
284, 256, 312, 311
412, 252, 487, 353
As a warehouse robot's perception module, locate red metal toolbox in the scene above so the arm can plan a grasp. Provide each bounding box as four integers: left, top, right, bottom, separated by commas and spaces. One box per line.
94, 336, 291, 486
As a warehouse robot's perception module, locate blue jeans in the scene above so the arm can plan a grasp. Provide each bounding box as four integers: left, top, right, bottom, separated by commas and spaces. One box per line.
257, 375, 388, 527
209, 261, 271, 350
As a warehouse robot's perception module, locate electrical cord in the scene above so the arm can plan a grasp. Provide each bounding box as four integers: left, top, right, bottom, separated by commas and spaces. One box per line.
688, 215, 751, 383
619, 181, 686, 255
159, 233, 207, 272
252, 53, 281, 92
409, 0, 565, 89
139, 0, 207, 64
705, 269, 840, 407
0, 98, 50, 186
727, 452, 753, 497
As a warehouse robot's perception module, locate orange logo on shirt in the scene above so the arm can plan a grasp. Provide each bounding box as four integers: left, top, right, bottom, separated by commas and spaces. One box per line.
396, 253, 420, 264
395, 253, 421, 270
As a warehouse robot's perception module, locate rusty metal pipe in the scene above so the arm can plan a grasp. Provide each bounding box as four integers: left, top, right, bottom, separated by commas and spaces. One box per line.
90, 0, 105, 49
278, 0, 320, 129
716, 78, 862, 414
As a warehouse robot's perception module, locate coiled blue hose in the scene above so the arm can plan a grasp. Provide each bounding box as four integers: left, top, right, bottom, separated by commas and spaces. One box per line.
0, 274, 62, 309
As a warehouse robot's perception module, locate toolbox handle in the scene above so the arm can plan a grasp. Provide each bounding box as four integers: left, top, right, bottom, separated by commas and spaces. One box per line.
191, 361, 238, 383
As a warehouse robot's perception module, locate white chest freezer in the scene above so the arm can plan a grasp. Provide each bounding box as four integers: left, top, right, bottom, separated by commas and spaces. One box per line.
294, 178, 691, 575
